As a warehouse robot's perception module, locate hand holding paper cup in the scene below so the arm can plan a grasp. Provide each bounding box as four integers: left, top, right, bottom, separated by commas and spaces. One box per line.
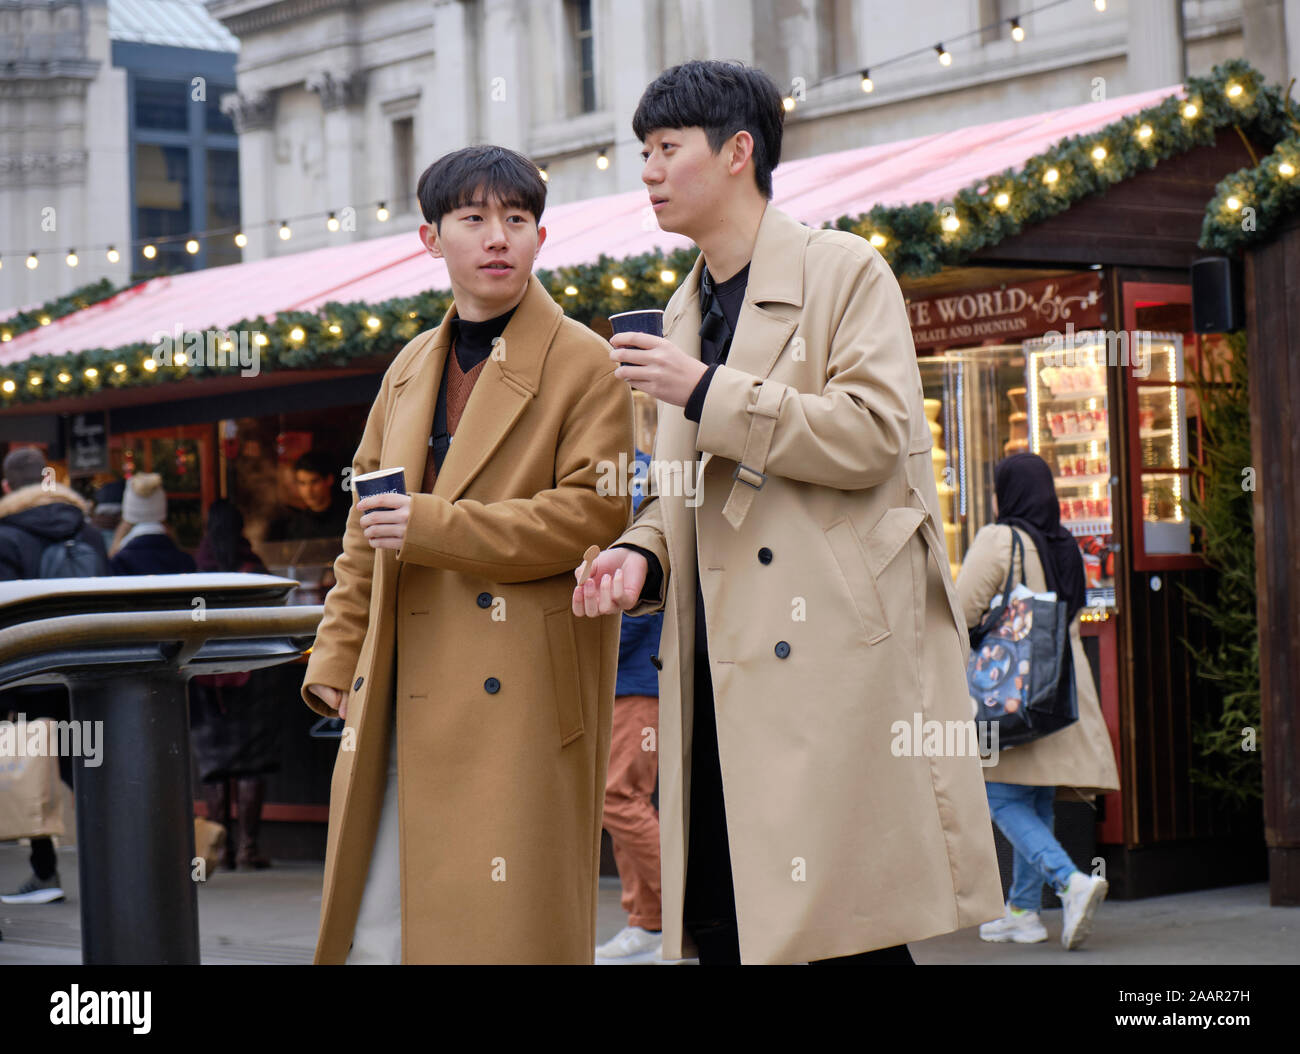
353, 467, 407, 507
609, 310, 664, 368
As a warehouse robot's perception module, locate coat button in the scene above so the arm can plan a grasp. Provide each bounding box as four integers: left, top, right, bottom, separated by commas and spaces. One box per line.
484, 677, 500, 694
353, 676, 364, 691
758, 547, 773, 564
650, 654, 663, 670
476, 591, 492, 608
774, 641, 791, 659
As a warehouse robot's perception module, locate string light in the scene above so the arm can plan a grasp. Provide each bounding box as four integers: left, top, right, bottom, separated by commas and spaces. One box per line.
327, 323, 342, 335
1043, 167, 1060, 184
279, 221, 292, 241
868, 232, 888, 248
29, 373, 41, 385
143, 244, 157, 259
994, 191, 1011, 208
185, 239, 200, 254
1280, 161, 1296, 178
57, 371, 70, 384
1093, 0, 1106, 10
659, 269, 676, 283
253, 333, 268, 346
1226, 82, 1244, 99
38, 315, 50, 326
935, 44, 952, 66
1010, 18, 1025, 42
83, 367, 98, 380
376, 203, 390, 222
113, 362, 126, 374
1182, 102, 1199, 119
26, 253, 38, 270
860, 69, 874, 93
1226, 195, 1242, 211
142, 358, 157, 372
1091, 145, 1107, 161
1136, 123, 1153, 141
65, 250, 78, 267
234, 232, 248, 248
327, 212, 340, 232
941, 212, 961, 232
2, 380, 14, 394
288, 326, 305, 342
106, 246, 119, 263
563, 285, 578, 296
596, 152, 610, 170
782, 96, 796, 112
538, 166, 549, 183
365, 316, 381, 329
610, 276, 628, 291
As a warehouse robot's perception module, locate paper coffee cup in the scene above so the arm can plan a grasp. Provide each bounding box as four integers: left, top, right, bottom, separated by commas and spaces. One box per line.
608, 310, 664, 338
353, 467, 407, 501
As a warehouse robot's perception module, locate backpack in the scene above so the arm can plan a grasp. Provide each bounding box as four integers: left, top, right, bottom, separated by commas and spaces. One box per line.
38, 534, 109, 579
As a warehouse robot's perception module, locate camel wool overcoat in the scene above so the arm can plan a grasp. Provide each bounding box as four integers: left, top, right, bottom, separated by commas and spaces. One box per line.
301, 275, 634, 963
616, 205, 1005, 963
956, 523, 1121, 799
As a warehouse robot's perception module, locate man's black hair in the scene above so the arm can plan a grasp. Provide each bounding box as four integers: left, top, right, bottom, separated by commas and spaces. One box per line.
632, 60, 784, 199
294, 451, 335, 479
417, 145, 547, 230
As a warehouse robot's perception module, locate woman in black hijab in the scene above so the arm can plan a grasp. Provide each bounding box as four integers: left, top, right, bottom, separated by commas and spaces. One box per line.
954, 452, 1119, 952
994, 452, 1087, 624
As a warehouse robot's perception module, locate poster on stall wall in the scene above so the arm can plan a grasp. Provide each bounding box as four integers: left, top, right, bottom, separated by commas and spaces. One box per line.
907, 272, 1105, 351
66, 412, 108, 477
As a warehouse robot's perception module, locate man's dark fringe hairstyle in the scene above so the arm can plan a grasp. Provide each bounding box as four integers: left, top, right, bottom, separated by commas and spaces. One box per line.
631, 60, 784, 199
417, 145, 547, 229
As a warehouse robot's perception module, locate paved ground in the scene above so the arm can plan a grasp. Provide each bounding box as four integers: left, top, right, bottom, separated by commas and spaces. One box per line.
1, 843, 1295, 964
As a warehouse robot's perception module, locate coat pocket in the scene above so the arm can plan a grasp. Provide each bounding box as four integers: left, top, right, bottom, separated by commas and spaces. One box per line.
824, 507, 928, 645
543, 606, 585, 748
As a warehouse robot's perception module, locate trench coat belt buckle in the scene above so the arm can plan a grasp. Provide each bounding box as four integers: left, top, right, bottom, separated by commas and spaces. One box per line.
721, 379, 785, 530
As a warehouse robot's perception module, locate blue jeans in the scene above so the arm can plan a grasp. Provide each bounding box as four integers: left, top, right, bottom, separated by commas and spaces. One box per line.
985, 782, 1079, 911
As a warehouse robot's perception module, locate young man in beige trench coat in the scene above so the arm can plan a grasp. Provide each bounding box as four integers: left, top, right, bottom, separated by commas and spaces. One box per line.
301, 146, 634, 964
574, 61, 1006, 964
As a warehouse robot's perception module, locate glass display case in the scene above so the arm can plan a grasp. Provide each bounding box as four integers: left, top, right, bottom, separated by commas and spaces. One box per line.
918, 345, 1026, 581
1131, 333, 1192, 559
1023, 330, 1117, 609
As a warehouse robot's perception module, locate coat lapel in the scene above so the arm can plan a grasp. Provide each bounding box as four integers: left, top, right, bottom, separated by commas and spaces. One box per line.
723, 205, 807, 382
387, 275, 562, 503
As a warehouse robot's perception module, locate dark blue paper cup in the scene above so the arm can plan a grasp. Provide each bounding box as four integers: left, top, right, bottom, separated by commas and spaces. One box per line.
609, 309, 664, 337
353, 467, 407, 503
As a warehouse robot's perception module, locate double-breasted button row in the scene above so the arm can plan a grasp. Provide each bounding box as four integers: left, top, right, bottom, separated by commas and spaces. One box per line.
774, 641, 791, 659
758, 547, 773, 564
353, 676, 364, 691
476, 591, 492, 608
484, 677, 500, 694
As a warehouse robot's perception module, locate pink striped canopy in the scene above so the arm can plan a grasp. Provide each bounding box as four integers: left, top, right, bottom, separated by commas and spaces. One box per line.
1, 83, 1181, 368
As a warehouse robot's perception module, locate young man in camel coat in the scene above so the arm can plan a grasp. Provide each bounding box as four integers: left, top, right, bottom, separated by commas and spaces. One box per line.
302, 146, 634, 963
575, 61, 1004, 964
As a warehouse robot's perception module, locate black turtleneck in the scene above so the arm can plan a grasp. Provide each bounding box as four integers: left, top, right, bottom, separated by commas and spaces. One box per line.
430, 303, 518, 475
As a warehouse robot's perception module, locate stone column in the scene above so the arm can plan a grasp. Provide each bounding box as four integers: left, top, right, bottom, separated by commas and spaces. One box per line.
307, 70, 366, 241
1126, 0, 1184, 92
220, 91, 276, 262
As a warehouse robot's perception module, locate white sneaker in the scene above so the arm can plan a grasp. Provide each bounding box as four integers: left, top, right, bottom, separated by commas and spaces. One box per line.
1060, 872, 1108, 950
595, 925, 662, 964
979, 904, 1047, 943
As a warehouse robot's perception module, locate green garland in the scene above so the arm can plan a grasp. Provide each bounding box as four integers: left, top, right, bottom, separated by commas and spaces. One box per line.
0, 278, 121, 344
836, 58, 1293, 276
2, 59, 1296, 407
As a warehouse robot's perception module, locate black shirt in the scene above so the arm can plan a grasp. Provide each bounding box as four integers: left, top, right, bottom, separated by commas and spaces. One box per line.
430, 305, 517, 475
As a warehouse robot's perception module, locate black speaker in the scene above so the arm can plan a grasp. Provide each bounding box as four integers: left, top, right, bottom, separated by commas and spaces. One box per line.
1191, 256, 1244, 333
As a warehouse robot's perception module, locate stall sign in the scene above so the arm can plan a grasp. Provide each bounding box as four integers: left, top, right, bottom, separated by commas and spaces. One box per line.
67, 412, 108, 475
908, 272, 1104, 350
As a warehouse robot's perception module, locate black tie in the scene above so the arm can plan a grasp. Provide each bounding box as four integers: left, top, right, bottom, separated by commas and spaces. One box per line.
698, 267, 733, 367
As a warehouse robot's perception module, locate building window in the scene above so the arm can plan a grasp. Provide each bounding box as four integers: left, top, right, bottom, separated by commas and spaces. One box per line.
127, 70, 239, 277
392, 116, 415, 214
135, 78, 189, 131
565, 0, 596, 114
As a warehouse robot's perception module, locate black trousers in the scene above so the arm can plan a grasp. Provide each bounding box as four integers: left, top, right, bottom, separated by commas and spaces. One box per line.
681, 649, 914, 966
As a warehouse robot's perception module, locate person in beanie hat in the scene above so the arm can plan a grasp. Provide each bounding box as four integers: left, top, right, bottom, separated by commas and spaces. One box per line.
109, 473, 196, 575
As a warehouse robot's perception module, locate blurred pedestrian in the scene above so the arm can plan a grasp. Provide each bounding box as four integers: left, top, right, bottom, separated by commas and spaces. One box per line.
90, 479, 124, 553
595, 448, 664, 964
0, 447, 110, 905
189, 500, 279, 869
108, 473, 196, 574
955, 452, 1119, 950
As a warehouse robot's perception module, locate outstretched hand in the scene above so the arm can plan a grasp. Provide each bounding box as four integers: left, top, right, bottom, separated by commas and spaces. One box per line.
572, 547, 648, 617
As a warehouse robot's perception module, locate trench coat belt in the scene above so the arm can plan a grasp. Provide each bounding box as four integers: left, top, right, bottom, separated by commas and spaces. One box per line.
721, 379, 786, 530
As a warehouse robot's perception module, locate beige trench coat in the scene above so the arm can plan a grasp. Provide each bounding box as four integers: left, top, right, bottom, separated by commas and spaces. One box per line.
956, 524, 1121, 799
301, 275, 634, 963
616, 205, 1005, 963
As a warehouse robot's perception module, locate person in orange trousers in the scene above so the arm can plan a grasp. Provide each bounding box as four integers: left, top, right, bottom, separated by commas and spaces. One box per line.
596, 448, 665, 964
